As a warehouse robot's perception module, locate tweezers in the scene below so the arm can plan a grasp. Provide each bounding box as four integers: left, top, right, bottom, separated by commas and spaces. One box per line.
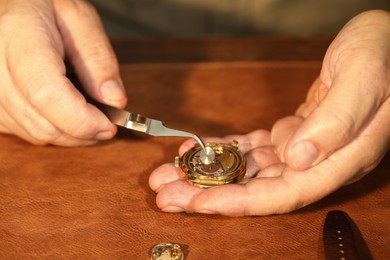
98, 103, 207, 152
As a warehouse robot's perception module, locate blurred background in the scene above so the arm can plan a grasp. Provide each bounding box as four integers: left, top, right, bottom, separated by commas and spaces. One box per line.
88, 0, 390, 38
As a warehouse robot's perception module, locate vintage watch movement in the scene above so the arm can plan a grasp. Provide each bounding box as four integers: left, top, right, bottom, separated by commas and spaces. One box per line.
175, 140, 247, 188
151, 242, 184, 260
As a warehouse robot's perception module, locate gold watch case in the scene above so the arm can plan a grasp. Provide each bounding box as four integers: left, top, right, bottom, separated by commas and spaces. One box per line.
175, 140, 246, 188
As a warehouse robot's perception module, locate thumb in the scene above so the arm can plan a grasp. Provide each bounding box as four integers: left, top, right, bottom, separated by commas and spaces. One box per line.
284, 10, 390, 170
284, 54, 388, 170
54, 0, 127, 108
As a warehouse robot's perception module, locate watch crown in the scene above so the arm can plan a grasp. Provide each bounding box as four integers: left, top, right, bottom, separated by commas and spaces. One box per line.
174, 156, 181, 167
231, 140, 239, 149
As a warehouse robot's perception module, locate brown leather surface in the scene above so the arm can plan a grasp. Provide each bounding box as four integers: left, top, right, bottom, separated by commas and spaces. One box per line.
0, 39, 389, 259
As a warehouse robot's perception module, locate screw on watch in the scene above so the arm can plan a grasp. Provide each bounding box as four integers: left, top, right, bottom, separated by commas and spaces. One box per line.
175, 140, 247, 188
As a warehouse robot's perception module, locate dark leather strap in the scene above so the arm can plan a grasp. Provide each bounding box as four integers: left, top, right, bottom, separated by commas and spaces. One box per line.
323, 210, 360, 260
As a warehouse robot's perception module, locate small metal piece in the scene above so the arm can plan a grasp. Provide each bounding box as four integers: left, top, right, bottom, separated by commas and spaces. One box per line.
175, 140, 246, 188
231, 140, 239, 149
174, 156, 181, 168
199, 146, 216, 165
151, 242, 184, 260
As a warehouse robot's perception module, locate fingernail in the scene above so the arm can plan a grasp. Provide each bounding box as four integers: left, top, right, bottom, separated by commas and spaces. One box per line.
100, 80, 125, 102
289, 140, 319, 170
198, 209, 217, 214
161, 205, 185, 213
95, 130, 114, 141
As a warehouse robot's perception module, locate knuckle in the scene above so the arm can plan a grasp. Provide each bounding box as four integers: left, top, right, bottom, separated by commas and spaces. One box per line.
21, 105, 61, 145
69, 113, 98, 139
28, 113, 95, 144
24, 83, 101, 140
63, 104, 106, 140
24, 80, 55, 111
329, 109, 355, 141
20, 91, 97, 142
27, 121, 61, 145
84, 41, 117, 67
63, 0, 98, 17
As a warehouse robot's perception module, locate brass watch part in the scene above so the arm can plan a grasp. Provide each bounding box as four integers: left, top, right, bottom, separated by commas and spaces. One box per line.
175, 140, 246, 188
151, 242, 184, 260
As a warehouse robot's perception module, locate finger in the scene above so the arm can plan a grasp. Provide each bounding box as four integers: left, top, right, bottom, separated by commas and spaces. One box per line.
0, 105, 39, 144
154, 177, 294, 216
271, 116, 303, 159
149, 163, 184, 192
150, 164, 284, 214
0, 73, 100, 146
296, 78, 329, 118
0, 61, 98, 146
245, 145, 280, 178
156, 180, 203, 213
54, 0, 127, 108
0, 110, 96, 146
255, 163, 286, 178
2, 12, 116, 145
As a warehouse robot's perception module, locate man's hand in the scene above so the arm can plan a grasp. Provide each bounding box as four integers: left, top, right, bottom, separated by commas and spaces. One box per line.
149, 10, 390, 216
0, 0, 127, 146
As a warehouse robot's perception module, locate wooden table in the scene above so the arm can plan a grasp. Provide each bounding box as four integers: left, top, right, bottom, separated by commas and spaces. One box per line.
0, 37, 388, 259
